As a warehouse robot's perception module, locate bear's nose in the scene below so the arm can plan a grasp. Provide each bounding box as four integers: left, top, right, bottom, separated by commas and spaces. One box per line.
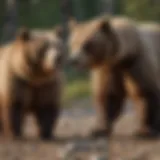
55, 53, 64, 65
57, 54, 62, 63
68, 56, 79, 66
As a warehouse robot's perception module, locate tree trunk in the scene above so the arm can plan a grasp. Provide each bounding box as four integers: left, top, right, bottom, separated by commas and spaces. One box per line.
60, 0, 73, 63
60, 0, 73, 40
100, 0, 114, 15
1, 0, 18, 43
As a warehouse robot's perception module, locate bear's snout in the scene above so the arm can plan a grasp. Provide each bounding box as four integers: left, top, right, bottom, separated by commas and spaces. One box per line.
68, 55, 80, 67
55, 53, 63, 66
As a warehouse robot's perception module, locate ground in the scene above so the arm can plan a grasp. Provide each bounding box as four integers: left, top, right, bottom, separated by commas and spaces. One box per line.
0, 99, 160, 160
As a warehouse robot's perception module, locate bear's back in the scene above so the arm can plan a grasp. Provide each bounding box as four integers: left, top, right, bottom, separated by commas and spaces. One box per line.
138, 23, 160, 75
108, 17, 142, 60
108, 17, 160, 87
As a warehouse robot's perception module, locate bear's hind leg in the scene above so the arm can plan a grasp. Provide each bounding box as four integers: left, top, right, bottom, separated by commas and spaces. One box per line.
124, 57, 160, 138
132, 90, 160, 138
144, 90, 160, 136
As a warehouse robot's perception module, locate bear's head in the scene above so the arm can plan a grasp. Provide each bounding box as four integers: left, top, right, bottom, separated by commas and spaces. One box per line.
68, 17, 119, 69
11, 27, 64, 84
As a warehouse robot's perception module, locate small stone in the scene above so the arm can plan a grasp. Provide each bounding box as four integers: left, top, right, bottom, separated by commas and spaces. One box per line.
95, 138, 107, 151
90, 154, 108, 160
58, 143, 75, 159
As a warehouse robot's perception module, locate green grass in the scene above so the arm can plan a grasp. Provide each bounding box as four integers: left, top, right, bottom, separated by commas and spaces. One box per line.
63, 78, 90, 105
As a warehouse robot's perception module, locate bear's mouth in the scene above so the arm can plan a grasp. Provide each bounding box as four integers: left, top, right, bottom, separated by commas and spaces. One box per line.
69, 55, 89, 69
73, 61, 91, 73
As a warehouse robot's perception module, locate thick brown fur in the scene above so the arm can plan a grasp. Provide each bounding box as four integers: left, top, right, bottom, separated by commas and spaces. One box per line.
0, 28, 64, 140
68, 16, 160, 138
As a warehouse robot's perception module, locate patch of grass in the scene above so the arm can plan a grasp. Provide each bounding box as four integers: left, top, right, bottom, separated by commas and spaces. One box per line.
63, 78, 90, 105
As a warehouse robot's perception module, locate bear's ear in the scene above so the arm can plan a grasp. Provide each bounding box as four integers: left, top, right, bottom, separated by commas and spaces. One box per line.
16, 27, 30, 41
68, 17, 77, 30
54, 25, 64, 38
99, 20, 112, 34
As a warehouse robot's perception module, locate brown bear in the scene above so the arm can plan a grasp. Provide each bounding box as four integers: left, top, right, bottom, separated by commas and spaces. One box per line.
0, 27, 64, 140
68, 16, 160, 138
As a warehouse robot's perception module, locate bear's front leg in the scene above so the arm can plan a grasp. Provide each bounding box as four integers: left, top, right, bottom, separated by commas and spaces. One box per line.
10, 100, 24, 138
91, 91, 125, 139
90, 69, 126, 138
35, 106, 60, 140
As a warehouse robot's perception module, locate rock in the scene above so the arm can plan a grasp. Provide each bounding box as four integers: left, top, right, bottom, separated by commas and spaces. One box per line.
90, 154, 108, 160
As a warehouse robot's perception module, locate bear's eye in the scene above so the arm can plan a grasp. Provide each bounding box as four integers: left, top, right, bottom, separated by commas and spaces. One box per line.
38, 41, 49, 58
83, 41, 94, 52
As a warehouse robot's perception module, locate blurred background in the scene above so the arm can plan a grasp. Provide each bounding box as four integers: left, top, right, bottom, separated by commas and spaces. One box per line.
0, 0, 160, 106
0, 0, 160, 107
0, 1, 160, 159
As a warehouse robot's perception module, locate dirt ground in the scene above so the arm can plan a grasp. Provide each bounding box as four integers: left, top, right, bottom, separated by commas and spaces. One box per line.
0, 99, 160, 160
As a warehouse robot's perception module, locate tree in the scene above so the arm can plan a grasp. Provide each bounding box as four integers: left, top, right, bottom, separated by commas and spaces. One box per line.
100, 0, 114, 14
60, 0, 73, 40
122, 0, 160, 22
1, 0, 18, 43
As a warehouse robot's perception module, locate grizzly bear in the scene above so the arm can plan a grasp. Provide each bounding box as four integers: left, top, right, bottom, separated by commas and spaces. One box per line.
68, 16, 160, 138
0, 27, 64, 140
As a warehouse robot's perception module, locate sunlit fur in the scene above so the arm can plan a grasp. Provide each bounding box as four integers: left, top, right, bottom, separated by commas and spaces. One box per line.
0, 28, 64, 139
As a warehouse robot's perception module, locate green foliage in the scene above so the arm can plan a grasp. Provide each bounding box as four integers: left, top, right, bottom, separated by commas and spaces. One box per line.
122, 0, 160, 21
71, 0, 100, 21
19, 0, 61, 28
0, 0, 5, 38
63, 67, 90, 104
63, 77, 90, 105
0, 0, 160, 104
1, 0, 159, 31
